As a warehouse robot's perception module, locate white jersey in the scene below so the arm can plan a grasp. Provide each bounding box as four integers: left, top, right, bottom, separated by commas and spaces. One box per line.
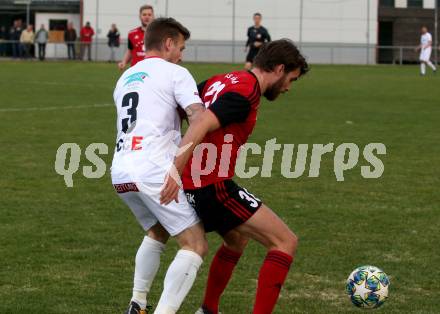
421, 32, 432, 48
420, 32, 432, 61
111, 57, 201, 184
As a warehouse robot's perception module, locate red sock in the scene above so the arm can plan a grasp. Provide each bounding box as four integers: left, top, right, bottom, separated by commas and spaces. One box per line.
202, 244, 242, 314
253, 250, 293, 314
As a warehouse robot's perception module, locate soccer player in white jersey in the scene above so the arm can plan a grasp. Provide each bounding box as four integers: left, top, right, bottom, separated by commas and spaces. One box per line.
417, 26, 436, 76
111, 18, 207, 314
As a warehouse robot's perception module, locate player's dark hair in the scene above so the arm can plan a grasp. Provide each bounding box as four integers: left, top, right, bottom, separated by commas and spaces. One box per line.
254, 12, 262, 17
139, 4, 154, 14
144, 17, 190, 51
254, 39, 309, 77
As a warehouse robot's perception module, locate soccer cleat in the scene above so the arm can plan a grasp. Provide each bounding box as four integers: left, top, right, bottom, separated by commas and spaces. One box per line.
125, 301, 153, 314
195, 306, 221, 314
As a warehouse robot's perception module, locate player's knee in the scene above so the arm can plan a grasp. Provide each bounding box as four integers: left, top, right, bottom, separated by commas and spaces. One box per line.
274, 230, 298, 256
191, 238, 209, 258
180, 235, 209, 257
285, 232, 298, 256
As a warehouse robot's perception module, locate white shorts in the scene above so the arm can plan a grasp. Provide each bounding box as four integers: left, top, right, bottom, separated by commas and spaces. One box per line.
420, 47, 432, 62
114, 182, 200, 236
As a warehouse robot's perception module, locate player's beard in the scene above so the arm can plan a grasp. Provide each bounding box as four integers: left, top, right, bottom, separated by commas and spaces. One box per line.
264, 74, 286, 101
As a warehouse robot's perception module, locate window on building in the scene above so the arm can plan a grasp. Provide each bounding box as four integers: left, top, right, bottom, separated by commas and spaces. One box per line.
379, 0, 395, 7
407, 0, 423, 8
49, 19, 67, 31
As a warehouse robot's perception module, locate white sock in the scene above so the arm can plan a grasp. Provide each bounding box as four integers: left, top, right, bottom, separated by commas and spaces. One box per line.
154, 250, 203, 314
132, 236, 166, 309
427, 60, 436, 71
421, 63, 426, 75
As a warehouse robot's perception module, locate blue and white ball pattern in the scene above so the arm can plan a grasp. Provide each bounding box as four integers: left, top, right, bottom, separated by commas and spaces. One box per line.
346, 265, 390, 308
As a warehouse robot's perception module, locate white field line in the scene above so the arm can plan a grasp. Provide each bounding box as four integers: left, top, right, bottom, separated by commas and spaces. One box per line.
0, 79, 112, 88
0, 103, 113, 112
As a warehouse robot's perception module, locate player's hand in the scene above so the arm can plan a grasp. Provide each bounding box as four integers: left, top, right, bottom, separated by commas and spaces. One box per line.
118, 61, 126, 70
160, 168, 182, 205
254, 42, 262, 48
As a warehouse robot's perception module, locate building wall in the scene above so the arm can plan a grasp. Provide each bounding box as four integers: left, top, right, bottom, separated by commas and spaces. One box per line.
82, 0, 378, 64
378, 0, 439, 63
83, 0, 378, 44
393, 0, 437, 8
35, 12, 80, 58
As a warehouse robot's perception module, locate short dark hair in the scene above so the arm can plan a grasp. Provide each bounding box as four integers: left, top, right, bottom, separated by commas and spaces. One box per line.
254, 13, 262, 17
139, 4, 154, 14
145, 18, 190, 51
254, 39, 309, 77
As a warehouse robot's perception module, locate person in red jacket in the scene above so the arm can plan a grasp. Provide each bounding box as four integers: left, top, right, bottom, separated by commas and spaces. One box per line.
80, 21, 95, 61
118, 4, 155, 70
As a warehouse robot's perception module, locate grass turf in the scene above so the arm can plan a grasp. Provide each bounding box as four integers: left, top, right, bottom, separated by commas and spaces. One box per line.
0, 61, 439, 313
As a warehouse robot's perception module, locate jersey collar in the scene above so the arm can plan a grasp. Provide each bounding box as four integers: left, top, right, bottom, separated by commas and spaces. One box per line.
145, 55, 162, 60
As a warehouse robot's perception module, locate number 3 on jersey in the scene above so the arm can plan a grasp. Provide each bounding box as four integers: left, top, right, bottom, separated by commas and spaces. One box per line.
204, 81, 225, 107
121, 92, 139, 133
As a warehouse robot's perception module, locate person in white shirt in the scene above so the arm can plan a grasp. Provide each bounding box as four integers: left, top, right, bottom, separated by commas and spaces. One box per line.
111, 18, 207, 314
416, 26, 437, 75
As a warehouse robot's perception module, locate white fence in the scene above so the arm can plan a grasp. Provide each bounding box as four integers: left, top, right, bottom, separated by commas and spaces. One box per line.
0, 40, 435, 65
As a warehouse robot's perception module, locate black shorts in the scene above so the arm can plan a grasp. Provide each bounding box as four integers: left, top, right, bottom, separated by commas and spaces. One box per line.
246, 48, 259, 63
185, 180, 262, 235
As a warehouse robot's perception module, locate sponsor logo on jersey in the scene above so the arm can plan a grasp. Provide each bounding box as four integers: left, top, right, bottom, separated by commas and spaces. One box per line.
124, 72, 149, 86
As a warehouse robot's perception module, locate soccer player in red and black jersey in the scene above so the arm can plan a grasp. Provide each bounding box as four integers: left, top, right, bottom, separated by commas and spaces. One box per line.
161, 39, 309, 314
118, 5, 155, 70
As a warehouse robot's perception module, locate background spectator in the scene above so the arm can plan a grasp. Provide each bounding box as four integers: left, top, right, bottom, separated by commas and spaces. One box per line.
80, 21, 94, 61
10, 20, 23, 58
20, 24, 34, 59
107, 23, 120, 62
64, 22, 77, 60
35, 24, 48, 61
0, 26, 7, 57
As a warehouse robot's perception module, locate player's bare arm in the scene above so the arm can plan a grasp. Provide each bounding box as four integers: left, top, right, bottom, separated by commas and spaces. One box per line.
160, 110, 220, 205
118, 50, 132, 70
185, 103, 206, 124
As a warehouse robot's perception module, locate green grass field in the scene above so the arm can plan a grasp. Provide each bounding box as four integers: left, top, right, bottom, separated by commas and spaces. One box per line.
1, 61, 439, 313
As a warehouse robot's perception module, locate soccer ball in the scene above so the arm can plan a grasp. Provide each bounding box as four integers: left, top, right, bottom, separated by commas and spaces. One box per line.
346, 265, 390, 309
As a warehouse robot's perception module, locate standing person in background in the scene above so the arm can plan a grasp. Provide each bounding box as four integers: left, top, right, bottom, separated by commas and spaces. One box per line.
0, 26, 7, 57
244, 13, 271, 70
118, 4, 154, 70
80, 22, 94, 61
107, 23, 120, 62
416, 26, 436, 76
20, 24, 34, 59
65, 22, 77, 60
10, 20, 23, 59
35, 24, 48, 61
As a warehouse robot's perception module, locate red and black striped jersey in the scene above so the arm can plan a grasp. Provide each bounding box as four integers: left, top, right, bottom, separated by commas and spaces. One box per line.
182, 70, 261, 189
127, 26, 146, 66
